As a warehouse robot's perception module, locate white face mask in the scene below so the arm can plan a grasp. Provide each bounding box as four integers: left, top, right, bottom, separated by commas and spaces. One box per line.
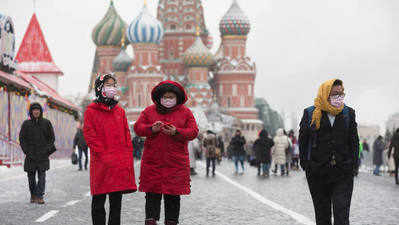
330, 95, 345, 108
103, 86, 118, 99
161, 98, 177, 108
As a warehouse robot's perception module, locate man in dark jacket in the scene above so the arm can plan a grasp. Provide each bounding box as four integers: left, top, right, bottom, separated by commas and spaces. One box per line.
230, 130, 246, 174
19, 102, 56, 204
388, 129, 399, 185
299, 79, 359, 225
253, 129, 274, 176
73, 122, 88, 171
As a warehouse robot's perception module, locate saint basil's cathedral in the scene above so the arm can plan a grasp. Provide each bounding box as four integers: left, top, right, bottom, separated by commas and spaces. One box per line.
88, 0, 262, 137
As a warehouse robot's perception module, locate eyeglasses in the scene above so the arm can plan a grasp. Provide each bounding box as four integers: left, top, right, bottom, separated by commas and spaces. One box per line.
330, 93, 345, 98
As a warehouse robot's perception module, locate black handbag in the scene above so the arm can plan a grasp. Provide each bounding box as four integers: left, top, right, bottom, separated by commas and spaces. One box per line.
71, 152, 78, 165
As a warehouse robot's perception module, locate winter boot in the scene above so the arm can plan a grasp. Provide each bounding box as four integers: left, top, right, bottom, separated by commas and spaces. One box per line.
30, 195, 36, 203
145, 218, 158, 225
190, 168, 197, 176
36, 197, 45, 204
165, 220, 178, 225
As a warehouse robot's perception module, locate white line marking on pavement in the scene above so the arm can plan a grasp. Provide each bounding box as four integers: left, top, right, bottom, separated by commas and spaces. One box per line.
63, 200, 81, 207
35, 210, 59, 223
198, 162, 316, 225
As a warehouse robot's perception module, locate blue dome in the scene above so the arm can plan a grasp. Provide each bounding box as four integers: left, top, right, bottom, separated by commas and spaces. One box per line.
126, 4, 164, 44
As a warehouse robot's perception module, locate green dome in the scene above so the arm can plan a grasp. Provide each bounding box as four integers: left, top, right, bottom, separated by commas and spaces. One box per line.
92, 1, 127, 46
182, 36, 215, 67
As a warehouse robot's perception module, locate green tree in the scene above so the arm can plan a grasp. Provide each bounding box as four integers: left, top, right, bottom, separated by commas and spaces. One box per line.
255, 98, 285, 136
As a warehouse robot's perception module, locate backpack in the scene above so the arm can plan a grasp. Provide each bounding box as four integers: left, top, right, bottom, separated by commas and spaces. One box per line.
304, 105, 350, 161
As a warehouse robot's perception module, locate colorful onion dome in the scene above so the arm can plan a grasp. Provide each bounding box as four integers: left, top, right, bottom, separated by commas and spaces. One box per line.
183, 36, 215, 67
92, 1, 127, 46
112, 48, 132, 72
219, 0, 250, 36
126, 3, 164, 44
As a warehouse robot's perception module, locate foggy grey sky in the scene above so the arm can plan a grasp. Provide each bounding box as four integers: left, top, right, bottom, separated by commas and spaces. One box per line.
3, 0, 399, 131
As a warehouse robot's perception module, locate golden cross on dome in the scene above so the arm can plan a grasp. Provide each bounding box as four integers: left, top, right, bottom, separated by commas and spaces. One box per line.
144, 0, 147, 6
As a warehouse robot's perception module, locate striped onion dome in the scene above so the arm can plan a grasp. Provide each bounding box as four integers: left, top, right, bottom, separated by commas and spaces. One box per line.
183, 36, 215, 67
112, 48, 132, 72
219, 0, 250, 36
126, 3, 164, 44
92, 1, 127, 46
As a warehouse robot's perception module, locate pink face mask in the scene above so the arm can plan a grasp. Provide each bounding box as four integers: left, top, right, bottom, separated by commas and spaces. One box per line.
103, 86, 118, 99
161, 98, 177, 108
330, 95, 345, 108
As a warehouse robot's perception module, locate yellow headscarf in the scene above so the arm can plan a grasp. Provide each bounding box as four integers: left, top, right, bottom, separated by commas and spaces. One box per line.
311, 79, 344, 130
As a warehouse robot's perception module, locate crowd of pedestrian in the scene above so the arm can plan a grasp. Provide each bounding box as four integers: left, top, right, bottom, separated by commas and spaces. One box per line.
18, 75, 399, 225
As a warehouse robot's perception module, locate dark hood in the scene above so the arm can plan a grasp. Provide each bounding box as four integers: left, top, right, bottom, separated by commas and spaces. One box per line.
259, 129, 268, 139
151, 80, 187, 114
29, 102, 43, 120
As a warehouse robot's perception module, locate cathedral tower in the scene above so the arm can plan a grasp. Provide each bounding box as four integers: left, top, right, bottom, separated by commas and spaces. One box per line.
214, 0, 258, 121
125, 1, 165, 121
89, 0, 127, 92
157, 0, 211, 80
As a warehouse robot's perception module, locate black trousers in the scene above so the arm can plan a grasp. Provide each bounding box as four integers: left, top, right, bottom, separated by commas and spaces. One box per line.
78, 147, 88, 170
92, 192, 122, 225
27, 169, 46, 198
206, 157, 216, 175
306, 173, 354, 225
145, 192, 180, 223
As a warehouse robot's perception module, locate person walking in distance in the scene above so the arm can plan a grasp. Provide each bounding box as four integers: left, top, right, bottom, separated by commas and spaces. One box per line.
132, 135, 144, 160
19, 102, 56, 204
73, 121, 88, 171
372, 136, 384, 176
134, 81, 199, 225
230, 130, 246, 175
188, 138, 200, 176
272, 129, 290, 176
388, 129, 399, 185
253, 129, 274, 177
299, 79, 359, 225
289, 130, 300, 170
84, 73, 137, 225
203, 130, 218, 177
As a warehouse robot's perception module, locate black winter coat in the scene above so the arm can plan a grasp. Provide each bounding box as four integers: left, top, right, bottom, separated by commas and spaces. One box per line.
299, 107, 359, 181
73, 129, 88, 150
253, 137, 274, 164
230, 135, 246, 157
19, 103, 56, 172
388, 132, 399, 160
372, 138, 384, 166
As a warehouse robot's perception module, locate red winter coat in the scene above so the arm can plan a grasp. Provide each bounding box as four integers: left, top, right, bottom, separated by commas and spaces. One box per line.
134, 81, 199, 195
83, 102, 137, 195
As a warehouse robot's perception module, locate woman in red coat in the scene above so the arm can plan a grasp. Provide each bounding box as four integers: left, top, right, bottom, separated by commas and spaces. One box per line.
134, 81, 199, 225
84, 73, 137, 225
